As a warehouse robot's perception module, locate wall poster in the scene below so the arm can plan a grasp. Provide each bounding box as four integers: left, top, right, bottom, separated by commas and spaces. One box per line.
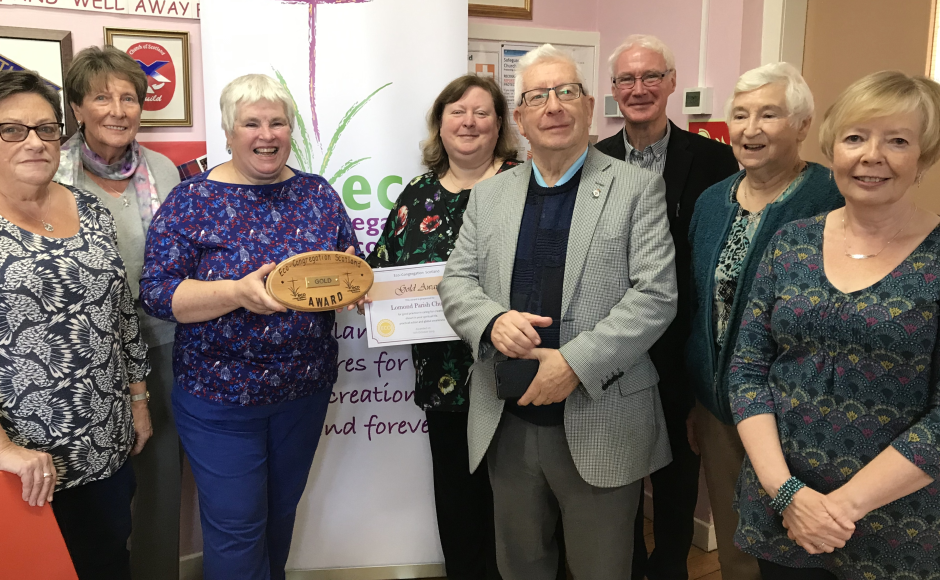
105, 27, 192, 127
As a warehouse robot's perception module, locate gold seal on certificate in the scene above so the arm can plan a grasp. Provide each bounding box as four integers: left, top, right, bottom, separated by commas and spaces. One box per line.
266, 251, 374, 312
364, 263, 459, 347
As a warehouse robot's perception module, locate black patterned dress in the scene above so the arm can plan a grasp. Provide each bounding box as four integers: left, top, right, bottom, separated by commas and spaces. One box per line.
367, 160, 519, 410
0, 186, 150, 490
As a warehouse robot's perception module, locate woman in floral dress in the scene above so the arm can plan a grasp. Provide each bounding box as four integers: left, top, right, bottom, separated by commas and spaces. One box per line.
731, 72, 940, 580
367, 75, 518, 580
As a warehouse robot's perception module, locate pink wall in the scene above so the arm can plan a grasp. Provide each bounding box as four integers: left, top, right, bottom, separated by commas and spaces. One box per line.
0, 6, 205, 143
473, 0, 763, 140
471, 0, 598, 32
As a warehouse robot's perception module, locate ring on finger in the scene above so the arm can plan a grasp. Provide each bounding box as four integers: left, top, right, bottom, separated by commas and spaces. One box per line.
42, 473, 52, 478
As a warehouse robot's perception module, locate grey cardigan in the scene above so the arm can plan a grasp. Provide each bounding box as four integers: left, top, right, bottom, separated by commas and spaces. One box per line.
67, 147, 180, 347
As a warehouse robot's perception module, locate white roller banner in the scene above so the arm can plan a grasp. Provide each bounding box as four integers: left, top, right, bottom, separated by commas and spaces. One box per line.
200, 0, 466, 571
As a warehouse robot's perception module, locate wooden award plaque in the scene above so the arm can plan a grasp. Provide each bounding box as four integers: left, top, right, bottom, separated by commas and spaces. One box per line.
266, 251, 374, 312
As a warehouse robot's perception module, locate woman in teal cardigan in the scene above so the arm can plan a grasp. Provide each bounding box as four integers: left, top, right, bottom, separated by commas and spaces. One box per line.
685, 62, 843, 580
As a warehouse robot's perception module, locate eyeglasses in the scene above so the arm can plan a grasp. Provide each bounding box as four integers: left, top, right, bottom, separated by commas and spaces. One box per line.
612, 70, 673, 90
519, 83, 585, 107
0, 123, 63, 143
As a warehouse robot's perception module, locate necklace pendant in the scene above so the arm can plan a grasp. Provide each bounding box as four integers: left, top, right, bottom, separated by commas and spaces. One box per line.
847, 253, 873, 260
42, 221, 54, 232
122, 196, 129, 208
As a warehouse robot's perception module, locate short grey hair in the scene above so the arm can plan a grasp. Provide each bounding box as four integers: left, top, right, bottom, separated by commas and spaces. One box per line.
220, 73, 295, 134
513, 44, 588, 106
608, 34, 676, 78
724, 62, 814, 127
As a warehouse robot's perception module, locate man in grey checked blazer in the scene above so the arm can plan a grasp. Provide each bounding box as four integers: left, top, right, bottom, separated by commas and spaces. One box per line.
439, 44, 677, 579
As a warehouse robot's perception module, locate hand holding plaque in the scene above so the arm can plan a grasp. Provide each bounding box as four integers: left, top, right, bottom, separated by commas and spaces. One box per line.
266, 250, 374, 312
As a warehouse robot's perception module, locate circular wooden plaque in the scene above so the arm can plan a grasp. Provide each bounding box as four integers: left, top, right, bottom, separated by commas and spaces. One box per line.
266, 251, 374, 312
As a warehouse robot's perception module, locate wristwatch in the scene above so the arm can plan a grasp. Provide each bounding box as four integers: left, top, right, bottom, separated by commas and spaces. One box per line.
130, 391, 150, 403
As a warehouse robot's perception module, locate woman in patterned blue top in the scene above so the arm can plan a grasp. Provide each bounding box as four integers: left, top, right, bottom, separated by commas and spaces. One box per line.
730, 72, 940, 580
140, 74, 361, 580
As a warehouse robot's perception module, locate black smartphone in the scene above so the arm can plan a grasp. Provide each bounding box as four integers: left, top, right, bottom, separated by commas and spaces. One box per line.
494, 359, 540, 400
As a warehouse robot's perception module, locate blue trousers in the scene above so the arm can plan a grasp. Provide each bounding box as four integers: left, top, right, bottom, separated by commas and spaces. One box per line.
173, 386, 331, 580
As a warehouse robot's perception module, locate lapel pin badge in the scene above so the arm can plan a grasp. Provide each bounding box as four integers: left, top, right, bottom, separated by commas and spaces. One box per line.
592, 188, 600, 198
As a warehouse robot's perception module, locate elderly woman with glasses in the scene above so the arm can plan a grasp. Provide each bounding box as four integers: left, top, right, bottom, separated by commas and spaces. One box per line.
728, 71, 940, 580
685, 62, 844, 579
53, 45, 182, 580
0, 69, 150, 580
140, 73, 362, 580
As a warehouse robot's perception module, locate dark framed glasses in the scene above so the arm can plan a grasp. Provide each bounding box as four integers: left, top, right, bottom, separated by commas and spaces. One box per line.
0, 123, 64, 143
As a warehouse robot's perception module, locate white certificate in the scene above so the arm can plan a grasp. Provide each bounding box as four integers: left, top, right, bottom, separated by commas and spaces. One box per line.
364, 263, 459, 348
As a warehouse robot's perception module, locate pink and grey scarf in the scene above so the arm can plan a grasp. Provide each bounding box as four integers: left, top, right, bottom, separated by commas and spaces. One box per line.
55, 129, 161, 230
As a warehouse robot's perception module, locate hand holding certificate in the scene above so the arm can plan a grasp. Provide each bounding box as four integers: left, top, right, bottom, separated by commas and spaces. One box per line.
364, 263, 458, 348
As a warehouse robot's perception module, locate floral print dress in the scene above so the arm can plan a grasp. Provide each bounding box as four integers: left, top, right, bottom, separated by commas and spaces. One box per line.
730, 215, 940, 579
367, 161, 519, 410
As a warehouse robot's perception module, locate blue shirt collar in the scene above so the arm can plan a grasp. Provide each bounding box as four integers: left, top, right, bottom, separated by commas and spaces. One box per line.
532, 147, 589, 187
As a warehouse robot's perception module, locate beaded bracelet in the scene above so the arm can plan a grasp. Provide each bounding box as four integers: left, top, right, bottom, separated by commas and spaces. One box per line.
769, 477, 806, 515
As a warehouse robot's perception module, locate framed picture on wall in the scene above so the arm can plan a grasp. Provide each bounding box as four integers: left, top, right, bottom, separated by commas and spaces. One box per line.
0, 26, 78, 137
104, 28, 192, 127
469, 0, 532, 20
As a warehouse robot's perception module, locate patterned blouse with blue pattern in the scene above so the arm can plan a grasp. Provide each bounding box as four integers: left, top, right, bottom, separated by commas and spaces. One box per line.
730, 214, 940, 578
140, 169, 361, 406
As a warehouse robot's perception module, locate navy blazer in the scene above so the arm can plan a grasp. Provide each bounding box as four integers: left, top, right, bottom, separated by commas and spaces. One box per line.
595, 120, 739, 414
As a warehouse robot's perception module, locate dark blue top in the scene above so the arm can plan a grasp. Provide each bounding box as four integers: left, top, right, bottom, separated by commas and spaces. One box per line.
685, 162, 843, 423
730, 216, 940, 577
140, 169, 361, 406
506, 169, 581, 425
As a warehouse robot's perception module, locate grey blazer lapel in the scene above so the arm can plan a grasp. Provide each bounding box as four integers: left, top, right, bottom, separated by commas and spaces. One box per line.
496, 161, 532, 307
562, 149, 613, 315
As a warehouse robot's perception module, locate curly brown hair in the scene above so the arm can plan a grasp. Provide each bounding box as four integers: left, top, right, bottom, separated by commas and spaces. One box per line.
421, 75, 518, 177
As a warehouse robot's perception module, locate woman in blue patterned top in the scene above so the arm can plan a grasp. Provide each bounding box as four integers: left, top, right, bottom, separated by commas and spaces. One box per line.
730, 72, 940, 580
140, 74, 361, 580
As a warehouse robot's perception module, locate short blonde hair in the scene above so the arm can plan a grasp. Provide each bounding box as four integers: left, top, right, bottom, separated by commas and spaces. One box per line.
220, 73, 295, 134
819, 70, 940, 170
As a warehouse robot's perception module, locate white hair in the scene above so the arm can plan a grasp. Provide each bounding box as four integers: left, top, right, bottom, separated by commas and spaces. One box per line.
724, 62, 814, 127
220, 73, 296, 134
513, 44, 588, 106
607, 34, 676, 78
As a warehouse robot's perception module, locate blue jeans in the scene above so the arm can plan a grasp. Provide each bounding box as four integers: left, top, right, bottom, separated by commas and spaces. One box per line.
173, 386, 331, 580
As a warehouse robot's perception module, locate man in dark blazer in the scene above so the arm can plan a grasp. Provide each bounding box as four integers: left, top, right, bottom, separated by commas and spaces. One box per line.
594, 34, 738, 580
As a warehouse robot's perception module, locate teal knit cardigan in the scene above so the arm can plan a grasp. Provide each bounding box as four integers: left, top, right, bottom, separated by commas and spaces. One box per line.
685, 161, 844, 424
